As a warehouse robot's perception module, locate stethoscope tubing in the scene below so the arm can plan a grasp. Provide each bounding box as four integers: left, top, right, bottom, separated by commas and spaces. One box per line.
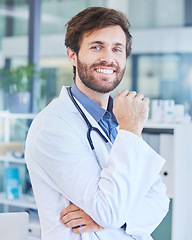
67, 87, 109, 150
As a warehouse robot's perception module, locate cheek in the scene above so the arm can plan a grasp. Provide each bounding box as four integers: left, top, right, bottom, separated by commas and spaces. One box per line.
79, 50, 100, 63
116, 63, 124, 72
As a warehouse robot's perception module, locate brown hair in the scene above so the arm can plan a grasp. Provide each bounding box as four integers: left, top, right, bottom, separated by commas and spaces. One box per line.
65, 7, 132, 58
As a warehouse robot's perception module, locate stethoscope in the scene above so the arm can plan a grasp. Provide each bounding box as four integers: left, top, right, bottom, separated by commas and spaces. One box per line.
67, 87, 109, 151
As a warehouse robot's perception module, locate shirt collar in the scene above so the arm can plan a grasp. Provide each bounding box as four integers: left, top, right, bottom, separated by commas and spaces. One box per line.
71, 82, 118, 124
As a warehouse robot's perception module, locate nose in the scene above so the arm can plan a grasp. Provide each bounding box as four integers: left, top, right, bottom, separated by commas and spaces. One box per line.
99, 48, 116, 65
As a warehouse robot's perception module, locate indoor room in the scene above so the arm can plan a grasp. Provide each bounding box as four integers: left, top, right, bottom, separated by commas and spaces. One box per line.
0, 0, 192, 239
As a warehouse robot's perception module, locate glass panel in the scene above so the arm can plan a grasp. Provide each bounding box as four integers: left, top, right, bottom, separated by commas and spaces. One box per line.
128, 0, 185, 29
40, 0, 89, 106
41, 0, 107, 35
137, 54, 192, 117
41, 0, 87, 35
138, 55, 180, 99
0, 0, 29, 111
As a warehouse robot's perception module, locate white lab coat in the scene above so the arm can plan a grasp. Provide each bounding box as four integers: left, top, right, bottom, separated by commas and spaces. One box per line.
25, 86, 169, 240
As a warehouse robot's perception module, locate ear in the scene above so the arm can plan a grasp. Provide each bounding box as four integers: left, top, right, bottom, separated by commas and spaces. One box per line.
67, 47, 77, 67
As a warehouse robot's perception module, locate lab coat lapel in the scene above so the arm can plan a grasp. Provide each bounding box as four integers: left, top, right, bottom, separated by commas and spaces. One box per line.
60, 86, 113, 169
73, 97, 113, 169
84, 115, 113, 169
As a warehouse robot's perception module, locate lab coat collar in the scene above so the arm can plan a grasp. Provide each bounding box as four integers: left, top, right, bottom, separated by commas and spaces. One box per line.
58, 86, 111, 140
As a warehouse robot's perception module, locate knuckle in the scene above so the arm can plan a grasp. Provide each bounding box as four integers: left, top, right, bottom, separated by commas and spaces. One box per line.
65, 212, 73, 222
130, 90, 137, 95
144, 97, 150, 102
60, 210, 64, 218
65, 221, 72, 227
66, 205, 71, 212
63, 216, 69, 223
85, 217, 92, 224
67, 219, 77, 228
117, 89, 129, 98
79, 209, 84, 214
136, 92, 144, 101
122, 89, 129, 94
60, 217, 64, 224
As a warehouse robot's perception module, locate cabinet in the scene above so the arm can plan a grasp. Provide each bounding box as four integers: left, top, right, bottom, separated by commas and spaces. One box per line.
0, 111, 40, 240
143, 121, 192, 240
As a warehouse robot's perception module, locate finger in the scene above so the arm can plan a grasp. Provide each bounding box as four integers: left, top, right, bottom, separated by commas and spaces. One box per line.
117, 89, 129, 97
143, 97, 150, 104
60, 204, 80, 218
127, 91, 137, 98
65, 218, 85, 228
67, 204, 80, 212
72, 225, 87, 234
135, 92, 144, 101
61, 210, 82, 224
72, 223, 104, 234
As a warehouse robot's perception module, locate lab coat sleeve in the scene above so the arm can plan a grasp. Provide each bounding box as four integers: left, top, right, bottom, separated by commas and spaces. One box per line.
95, 129, 168, 230
124, 174, 170, 239
29, 115, 168, 231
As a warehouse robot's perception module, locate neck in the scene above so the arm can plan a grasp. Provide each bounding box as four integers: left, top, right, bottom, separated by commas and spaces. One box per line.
75, 80, 110, 110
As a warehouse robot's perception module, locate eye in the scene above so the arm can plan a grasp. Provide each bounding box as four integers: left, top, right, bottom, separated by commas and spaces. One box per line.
91, 46, 101, 50
113, 48, 122, 53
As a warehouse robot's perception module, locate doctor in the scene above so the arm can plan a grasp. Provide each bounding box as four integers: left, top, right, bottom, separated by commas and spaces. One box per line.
25, 7, 169, 240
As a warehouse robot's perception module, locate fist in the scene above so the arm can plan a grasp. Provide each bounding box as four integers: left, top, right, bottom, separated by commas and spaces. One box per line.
60, 204, 104, 234
113, 90, 149, 136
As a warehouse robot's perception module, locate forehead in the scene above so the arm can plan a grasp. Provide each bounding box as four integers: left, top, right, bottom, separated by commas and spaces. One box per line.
81, 25, 126, 47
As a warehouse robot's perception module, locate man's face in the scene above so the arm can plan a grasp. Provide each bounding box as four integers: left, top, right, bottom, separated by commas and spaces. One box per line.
75, 25, 127, 93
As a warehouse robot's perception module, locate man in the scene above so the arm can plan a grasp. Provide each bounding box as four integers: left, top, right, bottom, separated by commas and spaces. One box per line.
25, 7, 169, 240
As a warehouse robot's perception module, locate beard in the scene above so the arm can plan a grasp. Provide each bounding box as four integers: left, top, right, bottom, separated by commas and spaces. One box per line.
76, 57, 125, 94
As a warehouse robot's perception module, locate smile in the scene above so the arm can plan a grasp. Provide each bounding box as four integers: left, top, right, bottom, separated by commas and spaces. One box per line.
95, 68, 114, 74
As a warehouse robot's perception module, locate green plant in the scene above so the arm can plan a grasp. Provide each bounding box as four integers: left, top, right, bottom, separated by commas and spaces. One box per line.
0, 64, 47, 111
0, 64, 38, 93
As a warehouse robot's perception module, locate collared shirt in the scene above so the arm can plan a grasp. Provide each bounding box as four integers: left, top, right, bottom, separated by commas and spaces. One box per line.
71, 83, 118, 143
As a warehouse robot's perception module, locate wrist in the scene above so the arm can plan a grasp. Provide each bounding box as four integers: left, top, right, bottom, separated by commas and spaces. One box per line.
119, 125, 142, 136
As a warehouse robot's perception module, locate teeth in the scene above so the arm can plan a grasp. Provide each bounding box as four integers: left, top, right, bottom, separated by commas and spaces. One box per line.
96, 68, 114, 74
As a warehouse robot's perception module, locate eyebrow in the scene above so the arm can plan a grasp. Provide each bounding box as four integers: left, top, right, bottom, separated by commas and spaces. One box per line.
89, 41, 125, 48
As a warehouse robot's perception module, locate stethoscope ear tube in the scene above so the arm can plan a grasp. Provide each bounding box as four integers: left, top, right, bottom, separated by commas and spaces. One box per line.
67, 87, 109, 151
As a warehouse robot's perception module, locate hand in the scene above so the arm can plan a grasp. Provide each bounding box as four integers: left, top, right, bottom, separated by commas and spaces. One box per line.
60, 204, 104, 234
113, 90, 149, 136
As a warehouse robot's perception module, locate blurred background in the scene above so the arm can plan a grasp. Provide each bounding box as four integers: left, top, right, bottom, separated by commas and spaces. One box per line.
0, 1, 192, 240
0, 0, 192, 115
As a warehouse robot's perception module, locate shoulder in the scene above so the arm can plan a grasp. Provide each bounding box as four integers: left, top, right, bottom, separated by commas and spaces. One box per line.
27, 93, 88, 149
